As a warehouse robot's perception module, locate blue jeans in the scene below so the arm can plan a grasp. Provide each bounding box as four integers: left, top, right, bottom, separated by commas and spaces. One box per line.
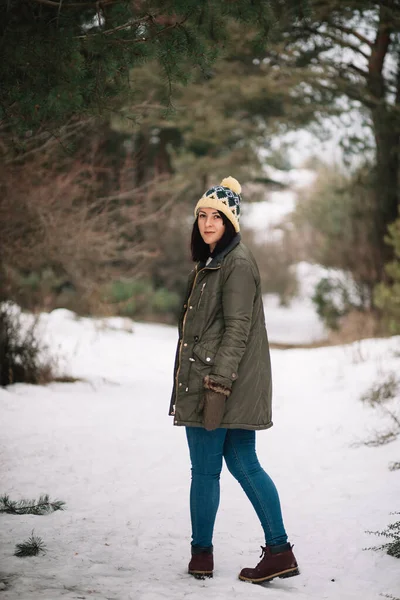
185, 427, 288, 549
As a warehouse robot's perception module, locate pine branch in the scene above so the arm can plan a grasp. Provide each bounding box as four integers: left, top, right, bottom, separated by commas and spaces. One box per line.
365, 514, 400, 558
389, 461, 400, 471
30, 0, 118, 8
292, 25, 370, 60
347, 63, 369, 79
0, 494, 66, 515
76, 16, 150, 39
78, 13, 189, 39
380, 404, 400, 429
330, 24, 373, 48
14, 532, 46, 558
317, 29, 370, 61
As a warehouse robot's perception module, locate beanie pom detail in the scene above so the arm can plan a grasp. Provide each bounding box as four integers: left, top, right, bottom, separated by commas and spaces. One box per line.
220, 176, 241, 195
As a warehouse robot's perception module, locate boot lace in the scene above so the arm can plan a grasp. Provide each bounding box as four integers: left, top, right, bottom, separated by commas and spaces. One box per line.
259, 546, 267, 559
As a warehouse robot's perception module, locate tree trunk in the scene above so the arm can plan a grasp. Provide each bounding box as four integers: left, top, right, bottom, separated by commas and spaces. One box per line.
367, 3, 400, 271
371, 106, 400, 238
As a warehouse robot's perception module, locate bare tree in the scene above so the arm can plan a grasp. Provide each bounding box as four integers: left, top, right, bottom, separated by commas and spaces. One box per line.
0, 129, 183, 312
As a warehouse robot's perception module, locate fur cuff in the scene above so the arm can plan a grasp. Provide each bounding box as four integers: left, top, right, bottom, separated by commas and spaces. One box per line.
204, 375, 231, 397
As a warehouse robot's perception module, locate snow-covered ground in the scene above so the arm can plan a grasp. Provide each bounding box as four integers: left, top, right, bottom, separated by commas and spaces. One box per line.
1, 309, 399, 600
263, 294, 326, 345
263, 262, 331, 345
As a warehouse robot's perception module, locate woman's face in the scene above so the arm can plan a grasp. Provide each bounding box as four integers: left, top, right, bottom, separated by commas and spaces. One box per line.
197, 208, 225, 252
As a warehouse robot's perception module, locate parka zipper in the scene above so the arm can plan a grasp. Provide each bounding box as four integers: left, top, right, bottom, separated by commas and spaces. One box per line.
173, 265, 220, 418
197, 282, 206, 309
173, 268, 202, 412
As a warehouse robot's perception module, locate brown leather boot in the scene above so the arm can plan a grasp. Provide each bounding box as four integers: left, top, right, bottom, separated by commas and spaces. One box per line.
188, 545, 214, 579
239, 543, 299, 583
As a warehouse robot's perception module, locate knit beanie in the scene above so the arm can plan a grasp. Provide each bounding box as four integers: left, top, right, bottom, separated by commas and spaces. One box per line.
194, 176, 242, 233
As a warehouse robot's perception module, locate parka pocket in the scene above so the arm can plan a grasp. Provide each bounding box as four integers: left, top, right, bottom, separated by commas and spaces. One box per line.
180, 340, 218, 394
191, 344, 216, 392
193, 344, 215, 365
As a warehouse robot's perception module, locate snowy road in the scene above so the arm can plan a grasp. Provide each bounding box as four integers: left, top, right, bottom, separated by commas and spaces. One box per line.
0, 311, 399, 599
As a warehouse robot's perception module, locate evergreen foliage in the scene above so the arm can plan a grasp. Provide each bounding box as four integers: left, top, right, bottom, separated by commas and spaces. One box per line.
374, 219, 400, 334
0, 0, 307, 137
293, 164, 383, 308
105, 278, 180, 322
0, 494, 66, 515
264, 0, 400, 277
120, 18, 322, 188
4, 0, 400, 328
95, 21, 322, 315
312, 277, 359, 330
5, 8, 321, 318
14, 532, 46, 557
366, 514, 400, 559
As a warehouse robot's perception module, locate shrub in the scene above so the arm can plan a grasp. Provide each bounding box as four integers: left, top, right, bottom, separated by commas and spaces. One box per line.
312, 275, 368, 330
0, 303, 55, 386
366, 514, 400, 559
358, 372, 400, 453
374, 218, 400, 334
293, 164, 384, 307
152, 288, 180, 314
312, 277, 347, 330
7, 267, 72, 313
105, 278, 180, 322
360, 372, 399, 406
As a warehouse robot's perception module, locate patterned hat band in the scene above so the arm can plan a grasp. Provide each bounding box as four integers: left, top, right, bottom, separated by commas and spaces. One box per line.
194, 176, 242, 233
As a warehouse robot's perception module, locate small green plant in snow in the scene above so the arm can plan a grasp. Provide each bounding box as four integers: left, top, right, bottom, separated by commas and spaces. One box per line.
366, 514, 400, 559
14, 532, 46, 557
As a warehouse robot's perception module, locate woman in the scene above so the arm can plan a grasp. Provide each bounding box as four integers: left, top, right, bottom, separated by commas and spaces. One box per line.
169, 177, 299, 583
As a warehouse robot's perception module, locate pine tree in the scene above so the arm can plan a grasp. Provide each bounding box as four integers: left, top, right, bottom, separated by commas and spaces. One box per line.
261, 0, 400, 272
0, 0, 307, 138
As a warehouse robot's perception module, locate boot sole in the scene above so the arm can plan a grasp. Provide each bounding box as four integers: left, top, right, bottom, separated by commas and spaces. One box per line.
239, 566, 300, 583
188, 570, 213, 580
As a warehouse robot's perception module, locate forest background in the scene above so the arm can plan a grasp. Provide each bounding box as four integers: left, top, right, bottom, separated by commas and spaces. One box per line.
2, 0, 400, 385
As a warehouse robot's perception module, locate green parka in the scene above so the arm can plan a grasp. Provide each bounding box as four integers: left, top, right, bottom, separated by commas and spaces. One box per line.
169, 234, 273, 430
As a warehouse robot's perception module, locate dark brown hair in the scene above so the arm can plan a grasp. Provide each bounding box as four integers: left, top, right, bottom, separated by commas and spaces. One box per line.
190, 211, 236, 262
